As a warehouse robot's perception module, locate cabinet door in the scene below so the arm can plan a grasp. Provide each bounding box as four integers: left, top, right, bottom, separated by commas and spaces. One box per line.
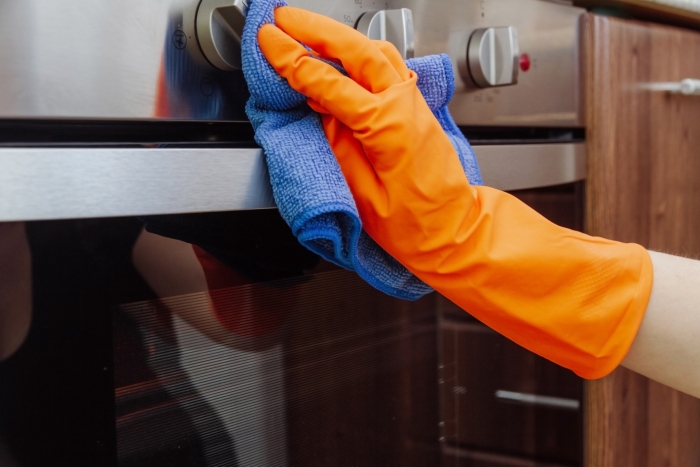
583, 13, 700, 467
439, 313, 582, 464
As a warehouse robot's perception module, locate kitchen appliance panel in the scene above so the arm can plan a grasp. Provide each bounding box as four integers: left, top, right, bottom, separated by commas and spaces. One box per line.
0, 1, 590, 465
0, 212, 442, 467
0, 0, 584, 126
115, 266, 441, 467
0, 182, 587, 466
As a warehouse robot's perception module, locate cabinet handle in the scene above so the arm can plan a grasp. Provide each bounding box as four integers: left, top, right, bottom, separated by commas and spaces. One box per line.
494, 390, 580, 411
642, 79, 700, 95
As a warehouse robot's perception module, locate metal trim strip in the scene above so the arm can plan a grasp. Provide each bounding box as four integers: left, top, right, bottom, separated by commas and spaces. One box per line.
0, 148, 274, 221
475, 142, 586, 192
0, 143, 585, 221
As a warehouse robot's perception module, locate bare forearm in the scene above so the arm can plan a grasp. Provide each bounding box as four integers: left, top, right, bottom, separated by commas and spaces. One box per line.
621, 250, 700, 397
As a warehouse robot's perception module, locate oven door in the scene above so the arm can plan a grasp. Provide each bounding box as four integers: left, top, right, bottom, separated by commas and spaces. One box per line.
0, 141, 584, 467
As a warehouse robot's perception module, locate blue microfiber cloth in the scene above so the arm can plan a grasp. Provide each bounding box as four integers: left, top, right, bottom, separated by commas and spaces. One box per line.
242, 0, 482, 300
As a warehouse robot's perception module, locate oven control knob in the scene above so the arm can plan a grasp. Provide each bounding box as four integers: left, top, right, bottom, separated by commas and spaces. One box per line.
196, 0, 249, 71
464, 26, 519, 88
355, 9, 415, 59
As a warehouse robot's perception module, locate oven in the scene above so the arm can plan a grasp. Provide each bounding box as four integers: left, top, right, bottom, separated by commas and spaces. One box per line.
0, 0, 587, 466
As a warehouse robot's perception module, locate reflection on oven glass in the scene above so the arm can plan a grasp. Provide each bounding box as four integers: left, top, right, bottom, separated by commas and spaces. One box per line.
0, 222, 32, 363
118, 209, 315, 466
0, 211, 440, 466
154, 12, 249, 120
117, 212, 441, 466
115, 261, 441, 466
0, 218, 149, 466
115, 284, 290, 466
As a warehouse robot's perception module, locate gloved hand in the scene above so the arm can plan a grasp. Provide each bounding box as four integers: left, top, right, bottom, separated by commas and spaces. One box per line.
258, 7, 653, 378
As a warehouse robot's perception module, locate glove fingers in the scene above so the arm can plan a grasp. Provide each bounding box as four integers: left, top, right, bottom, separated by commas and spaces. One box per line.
309, 49, 342, 66
259, 24, 379, 128
321, 116, 379, 209
307, 98, 331, 115
273, 7, 403, 93
371, 40, 411, 81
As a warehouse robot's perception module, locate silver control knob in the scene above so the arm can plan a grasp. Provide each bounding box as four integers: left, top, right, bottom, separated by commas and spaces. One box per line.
463, 26, 519, 88
196, 0, 249, 71
355, 9, 414, 59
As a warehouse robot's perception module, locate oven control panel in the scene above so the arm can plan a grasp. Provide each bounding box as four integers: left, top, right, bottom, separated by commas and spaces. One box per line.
0, 0, 584, 127
191, 0, 415, 70
195, 1, 519, 91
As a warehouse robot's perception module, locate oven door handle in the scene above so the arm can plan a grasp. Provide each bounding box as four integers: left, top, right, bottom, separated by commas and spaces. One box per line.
0, 143, 585, 221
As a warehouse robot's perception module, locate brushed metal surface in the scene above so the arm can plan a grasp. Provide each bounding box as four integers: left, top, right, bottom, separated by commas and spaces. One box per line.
0, 144, 585, 221
0, 148, 275, 222
0, 0, 584, 126
475, 143, 586, 191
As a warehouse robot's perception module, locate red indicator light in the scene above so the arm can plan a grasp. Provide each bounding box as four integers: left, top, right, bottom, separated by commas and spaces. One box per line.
520, 53, 531, 72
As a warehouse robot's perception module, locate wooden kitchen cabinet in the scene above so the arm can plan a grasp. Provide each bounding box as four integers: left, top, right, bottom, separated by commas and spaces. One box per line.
583, 13, 700, 466
439, 314, 582, 464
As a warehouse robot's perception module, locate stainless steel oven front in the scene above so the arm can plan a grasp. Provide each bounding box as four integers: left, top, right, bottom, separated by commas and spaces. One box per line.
0, 0, 587, 466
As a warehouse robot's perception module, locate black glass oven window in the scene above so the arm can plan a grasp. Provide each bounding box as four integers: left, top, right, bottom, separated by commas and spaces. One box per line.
0, 211, 440, 467
114, 269, 440, 467
0, 185, 584, 466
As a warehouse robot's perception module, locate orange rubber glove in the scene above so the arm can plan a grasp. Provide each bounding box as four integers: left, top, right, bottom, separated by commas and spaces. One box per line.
257, 7, 653, 379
